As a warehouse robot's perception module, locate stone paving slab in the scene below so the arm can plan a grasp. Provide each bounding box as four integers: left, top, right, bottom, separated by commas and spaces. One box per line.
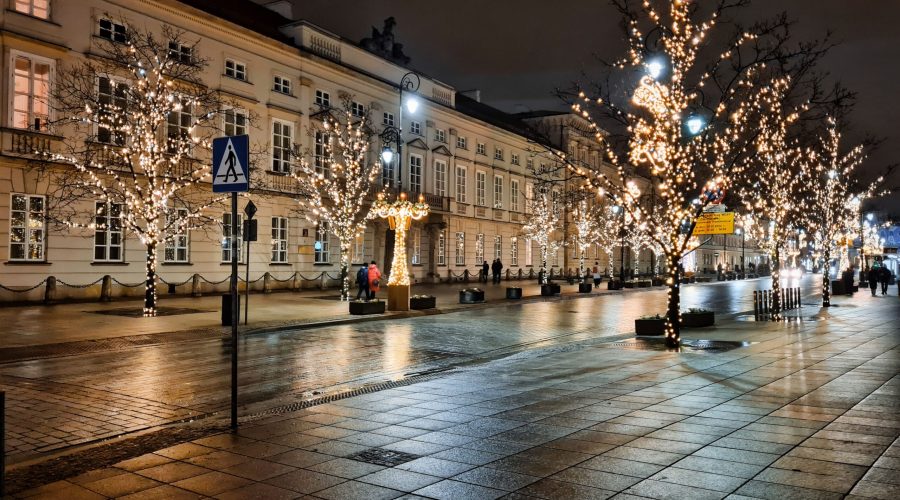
10, 288, 899, 499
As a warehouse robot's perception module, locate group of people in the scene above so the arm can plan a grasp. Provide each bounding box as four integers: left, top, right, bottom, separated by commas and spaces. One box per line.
355, 261, 382, 301
481, 259, 504, 284
866, 265, 894, 296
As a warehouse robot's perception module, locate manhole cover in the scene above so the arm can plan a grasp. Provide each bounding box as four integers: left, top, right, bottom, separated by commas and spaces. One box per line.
347, 448, 420, 467
89, 307, 211, 317
598, 338, 751, 353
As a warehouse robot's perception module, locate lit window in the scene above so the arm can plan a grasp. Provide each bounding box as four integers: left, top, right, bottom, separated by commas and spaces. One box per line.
494, 147, 503, 160
353, 233, 365, 262
97, 77, 127, 145
525, 238, 533, 266
511, 153, 519, 165
224, 108, 247, 136
409, 155, 422, 194
221, 213, 243, 263
225, 59, 246, 81
99, 19, 127, 43
476, 143, 486, 155
383, 112, 394, 127
493, 175, 503, 209
494, 235, 502, 260
351, 101, 365, 117
410, 121, 421, 135
14, 0, 49, 19
455, 166, 467, 203
434, 129, 446, 143
510, 180, 520, 212
475, 233, 484, 262
167, 41, 192, 64
272, 120, 293, 173
457, 136, 467, 149
314, 223, 330, 263
314, 130, 328, 177
314, 89, 330, 107
437, 231, 446, 265
526, 157, 534, 170
273, 75, 291, 94
271, 217, 288, 263
455, 232, 465, 266
510, 237, 518, 266
166, 97, 191, 154
411, 228, 421, 265
476, 171, 486, 207
165, 208, 190, 263
11, 52, 52, 131
9, 194, 45, 261
94, 201, 123, 262
434, 160, 447, 197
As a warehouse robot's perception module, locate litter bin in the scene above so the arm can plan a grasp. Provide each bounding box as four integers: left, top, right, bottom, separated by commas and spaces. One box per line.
221, 294, 240, 326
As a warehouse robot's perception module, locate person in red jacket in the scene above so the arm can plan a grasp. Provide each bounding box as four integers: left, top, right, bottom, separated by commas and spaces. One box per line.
367, 260, 382, 300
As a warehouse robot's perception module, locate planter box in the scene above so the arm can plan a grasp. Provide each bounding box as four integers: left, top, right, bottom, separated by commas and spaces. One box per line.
830, 280, 845, 296
506, 287, 523, 299
682, 311, 714, 328
635, 318, 665, 336
697, 276, 711, 283
349, 300, 385, 315
607, 280, 622, 290
652, 277, 664, 286
459, 289, 485, 304
623, 281, 636, 289
541, 283, 561, 296
638, 280, 652, 288
410, 296, 436, 310
578, 283, 593, 293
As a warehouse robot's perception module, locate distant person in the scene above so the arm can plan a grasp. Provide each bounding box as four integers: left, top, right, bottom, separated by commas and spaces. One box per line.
367, 261, 381, 300
879, 266, 891, 296
355, 264, 369, 300
867, 267, 879, 296
592, 262, 602, 288
492, 258, 503, 284
843, 267, 855, 297
481, 260, 489, 283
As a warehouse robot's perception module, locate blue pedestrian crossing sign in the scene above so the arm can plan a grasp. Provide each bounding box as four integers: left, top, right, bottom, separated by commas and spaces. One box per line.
213, 135, 249, 193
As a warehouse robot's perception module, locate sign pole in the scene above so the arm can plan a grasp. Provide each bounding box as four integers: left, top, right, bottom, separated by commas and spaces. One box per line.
244, 237, 250, 325
230, 192, 238, 430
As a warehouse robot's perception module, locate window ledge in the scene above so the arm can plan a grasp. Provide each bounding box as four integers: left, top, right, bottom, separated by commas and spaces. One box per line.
4, 260, 52, 266
7, 9, 60, 25
313, 263, 332, 267
220, 262, 247, 266
266, 170, 289, 176
223, 75, 252, 85
91, 262, 129, 266
161, 262, 193, 266
269, 262, 292, 266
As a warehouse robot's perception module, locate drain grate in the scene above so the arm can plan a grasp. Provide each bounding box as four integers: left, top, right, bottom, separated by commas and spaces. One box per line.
347, 447, 420, 467
598, 338, 751, 353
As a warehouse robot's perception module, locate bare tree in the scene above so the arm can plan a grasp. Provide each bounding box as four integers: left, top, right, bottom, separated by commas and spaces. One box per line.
522, 181, 564, 284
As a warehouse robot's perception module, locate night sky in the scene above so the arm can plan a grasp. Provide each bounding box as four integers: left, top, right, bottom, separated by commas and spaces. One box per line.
284, 0, 899, 212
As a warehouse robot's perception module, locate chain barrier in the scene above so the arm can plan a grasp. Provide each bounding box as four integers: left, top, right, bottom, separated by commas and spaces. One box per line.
296, 272, 325, 281
269, 272, 298, 283
110, 277, 145, 288
158, 276, 193, 286
0, 279, 47, 293
57, 277, 105, 289
237, 274, 265, 284
199, 275, 231, 285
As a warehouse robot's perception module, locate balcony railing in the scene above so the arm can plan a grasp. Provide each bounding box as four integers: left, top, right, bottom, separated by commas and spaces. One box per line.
3, 128, 59, 156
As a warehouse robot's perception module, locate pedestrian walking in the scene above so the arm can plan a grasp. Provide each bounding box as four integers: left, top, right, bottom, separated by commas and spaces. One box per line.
867, 267, 879, 296
843, 267, 855, 297
367, 261, 381, 300
355, 264, 369, 300
879, 266, 891, 296
481, 260, 489, 284
592, 262, 602, 288
492, 259, 503, 284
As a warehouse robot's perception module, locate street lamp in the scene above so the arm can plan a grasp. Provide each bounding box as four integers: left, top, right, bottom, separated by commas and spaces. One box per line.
378, 71, 421, 189
736, 227, 745, 277
685, 115, 706, 135
646, 58, 665, 80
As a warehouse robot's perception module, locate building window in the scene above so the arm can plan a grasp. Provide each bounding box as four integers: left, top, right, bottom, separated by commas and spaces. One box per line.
409, 154, 422, 194
457, 136, 467, 149
382, 157, 394, 187
314, 89, 330, 107
493, 175, 503, 209
166, 97, 191, 154
510, 237, 518, 266
273, 75, 291, 95
455, 232, 465, 266
271, 217, 288, 263
494, 235, 502, 260
476, 142, 486, 155
11, 52, 51, 131
224, 108, 247, 136
93, 201, 123, 262
511, 180, 520, 212
97, 77, 127, 145
350, 101, 365, 117
434, 129, 446, 143
525, 238, 533, 266
527, 157, 534, 170
383, 112, 394, 127
272, 120, 293, 173
9, 194, 45, 261
222, 213, 243, 263
410, 120, 421, 135
167, 41, 192, 64
353, 233, 365, 262
165, 208, 189, 263
314, 223, 329, 263
511, 153, 520, 165
475, 171, 486, 207
455, 166, 467, 203
437, 231, 446, 265
314, 130, 329, 177
475, 233, 484, 263
525, 183, 534, 213
224, 59, 246, 81
411, 228, 421, 265
14, 0, 49, 19
99, 18, 127, 43
494, 147, 503, 160
434, 160, 447, 197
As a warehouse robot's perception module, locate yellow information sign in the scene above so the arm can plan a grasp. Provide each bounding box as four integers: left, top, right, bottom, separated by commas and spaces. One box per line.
694, 212, 735, 235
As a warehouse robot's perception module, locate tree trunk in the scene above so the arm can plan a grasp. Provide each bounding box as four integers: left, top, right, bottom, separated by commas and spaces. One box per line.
822, 247, 831, 307
143, 242, 158, 317
339, 240, 351, 301
665, 251, 681, 348
540, 245, 549, 284
579, 249, 585, 280
771, 245, 782, 321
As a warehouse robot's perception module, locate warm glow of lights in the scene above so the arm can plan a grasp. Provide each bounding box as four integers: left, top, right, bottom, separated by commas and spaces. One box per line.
371, 193, 430, 286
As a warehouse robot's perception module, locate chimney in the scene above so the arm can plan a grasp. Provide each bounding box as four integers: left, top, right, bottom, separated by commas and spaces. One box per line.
255, 0, 294, 19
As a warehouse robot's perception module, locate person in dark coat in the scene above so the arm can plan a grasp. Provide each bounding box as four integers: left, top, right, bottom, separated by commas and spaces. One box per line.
481, 261, 489, 283
355, 264, 369, 300
492, 259, 503, 284
879, 266, 891, 295
842, 267, 855, 297
867, 267, 879, 296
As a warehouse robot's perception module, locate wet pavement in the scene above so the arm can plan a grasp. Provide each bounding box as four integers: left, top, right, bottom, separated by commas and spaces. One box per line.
10, 278, 899, 499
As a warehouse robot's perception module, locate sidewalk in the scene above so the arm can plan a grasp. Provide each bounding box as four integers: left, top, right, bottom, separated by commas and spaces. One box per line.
10, 294, 899, 499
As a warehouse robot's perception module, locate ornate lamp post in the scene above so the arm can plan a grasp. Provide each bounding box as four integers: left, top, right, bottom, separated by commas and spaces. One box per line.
372, 192, 430, 310
379, 72, 421, 188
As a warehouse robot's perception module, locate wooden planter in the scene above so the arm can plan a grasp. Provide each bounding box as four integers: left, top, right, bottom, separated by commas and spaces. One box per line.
349, 300, 385, 315
541, 284, 561, 296
623, 281, 636, 288
459, 289, 485, 304
410, 296, 436, 310
607, 280, 622, 290
635, 318, 665, 336
681, 311, 714, 328
578, 283, 593, 293
688, 276, 697, 283
506, 287, 523, 299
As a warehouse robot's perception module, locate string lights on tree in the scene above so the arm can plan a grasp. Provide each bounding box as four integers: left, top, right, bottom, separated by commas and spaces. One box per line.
522, 182, 564, 284
370, 192, 430, 288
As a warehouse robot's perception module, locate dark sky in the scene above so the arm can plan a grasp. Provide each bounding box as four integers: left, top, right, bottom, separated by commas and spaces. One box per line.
285, 0, 899, 212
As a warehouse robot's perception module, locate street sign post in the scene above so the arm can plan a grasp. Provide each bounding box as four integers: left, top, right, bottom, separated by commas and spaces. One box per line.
694, 212, 735, 235
242, 200, 257, 326
212, 135, 249, 431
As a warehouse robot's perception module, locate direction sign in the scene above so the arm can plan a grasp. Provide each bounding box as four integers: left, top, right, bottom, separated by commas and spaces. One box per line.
694, 212, 735, 235
213, 135, 249, 193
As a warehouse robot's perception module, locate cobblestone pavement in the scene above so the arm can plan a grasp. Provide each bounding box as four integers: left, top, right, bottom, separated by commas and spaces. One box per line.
11, 282, 899, 499
1, 277, 825, 463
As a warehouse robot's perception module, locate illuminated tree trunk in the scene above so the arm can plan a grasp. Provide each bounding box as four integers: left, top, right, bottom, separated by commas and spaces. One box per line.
665, 251, 681, 348
579, 249, 585, 280
143, 242, 158, 317
339, 239, 351, 301
822, 246, 832, 307
771, 245, 782, 321
540, 245, 549, 284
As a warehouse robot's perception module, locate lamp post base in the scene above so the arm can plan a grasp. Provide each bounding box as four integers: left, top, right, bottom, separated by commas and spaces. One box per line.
387, 285, 410, 311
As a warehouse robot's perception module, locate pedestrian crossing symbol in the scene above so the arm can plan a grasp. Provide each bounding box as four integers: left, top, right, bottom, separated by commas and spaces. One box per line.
213, 135, 249, 193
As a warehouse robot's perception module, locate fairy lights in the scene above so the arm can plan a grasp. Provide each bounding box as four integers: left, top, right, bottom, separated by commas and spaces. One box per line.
371, 192, 430, 287
522, 183, 563, 284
